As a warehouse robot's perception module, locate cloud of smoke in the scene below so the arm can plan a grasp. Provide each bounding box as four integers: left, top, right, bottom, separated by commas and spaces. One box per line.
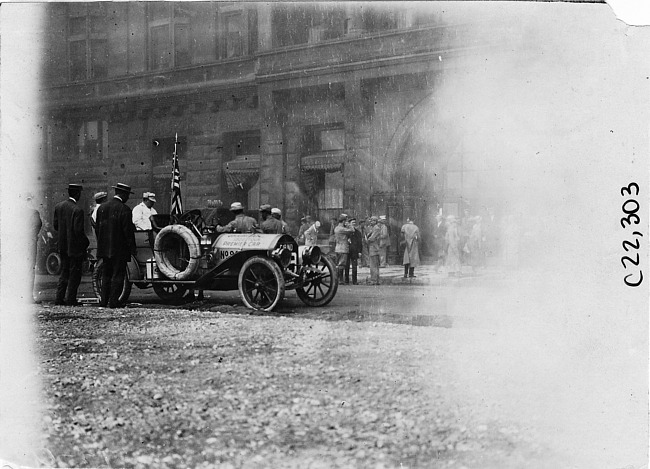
413, 3, 648, 466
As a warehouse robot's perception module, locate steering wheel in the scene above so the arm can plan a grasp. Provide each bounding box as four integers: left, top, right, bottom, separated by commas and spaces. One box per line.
178, 209, 205, 233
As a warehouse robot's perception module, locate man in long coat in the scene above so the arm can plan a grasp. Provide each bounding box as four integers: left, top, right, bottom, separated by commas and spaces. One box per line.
432, 214, 447, 272
379, 215, 391, 267
53, 183, 89, 306
96, 183, 136, 308
366, 216, 382, 285
400, 218, 420, 278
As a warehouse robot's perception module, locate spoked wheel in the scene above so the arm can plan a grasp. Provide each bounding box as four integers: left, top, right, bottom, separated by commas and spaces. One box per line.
238, 256, 285, 311
153, 283, 189, 301
92, 259, 132, 306
46, 252, 62, 275
296, 255, 338, 307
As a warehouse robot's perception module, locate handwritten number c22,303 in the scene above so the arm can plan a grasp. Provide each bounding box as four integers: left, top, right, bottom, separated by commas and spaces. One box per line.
621, 253, 640, 269
620, 213, 640, 228
621, 182, 639, 197
624, 271, 643, 287
622, 238, 641, 252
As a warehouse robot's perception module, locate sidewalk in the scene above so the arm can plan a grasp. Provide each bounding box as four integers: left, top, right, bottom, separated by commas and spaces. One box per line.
36, 264, 503, 290
347, 264, 503, 286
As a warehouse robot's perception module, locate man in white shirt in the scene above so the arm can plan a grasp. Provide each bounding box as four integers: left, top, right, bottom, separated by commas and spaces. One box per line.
132, 192, 158, 230
90, 191, 108, 233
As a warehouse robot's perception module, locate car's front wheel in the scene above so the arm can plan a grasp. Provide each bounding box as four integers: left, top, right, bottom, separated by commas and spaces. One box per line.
238, 256, 285, 311
296, 255, 338, 307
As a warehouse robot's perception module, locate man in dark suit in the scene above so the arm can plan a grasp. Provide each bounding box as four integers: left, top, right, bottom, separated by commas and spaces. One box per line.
53, 183, 89, 306
345, 217, 363, 285
96, 183, 136, 308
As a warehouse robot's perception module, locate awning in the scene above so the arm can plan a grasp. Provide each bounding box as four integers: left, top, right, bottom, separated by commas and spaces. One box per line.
223, 155, 260, 192
300, 151, 345, 172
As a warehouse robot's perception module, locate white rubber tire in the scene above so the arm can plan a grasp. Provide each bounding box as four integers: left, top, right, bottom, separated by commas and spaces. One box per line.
153, 224, 201, 280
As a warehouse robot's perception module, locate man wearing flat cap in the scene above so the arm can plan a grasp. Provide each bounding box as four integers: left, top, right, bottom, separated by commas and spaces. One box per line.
260, 206, 284, 234
258, 204, 272, 223
96, 183, 136, 308
53, 183, 90, 306
217, 202, 260, 233
90, 191, 107, 234
297, 215, 312, 245
272, 208, 289, 234
132, 191, 158, 231
334, 214, 354, 283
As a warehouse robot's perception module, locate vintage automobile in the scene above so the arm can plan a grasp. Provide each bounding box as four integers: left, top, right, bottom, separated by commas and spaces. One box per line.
91, 210, 337, 311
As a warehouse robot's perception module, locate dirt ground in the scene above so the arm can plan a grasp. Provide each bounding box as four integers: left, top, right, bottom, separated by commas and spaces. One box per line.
31, 302, 562, 469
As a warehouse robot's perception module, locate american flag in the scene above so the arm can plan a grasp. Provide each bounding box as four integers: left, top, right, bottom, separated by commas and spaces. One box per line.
170, 133, 183, 216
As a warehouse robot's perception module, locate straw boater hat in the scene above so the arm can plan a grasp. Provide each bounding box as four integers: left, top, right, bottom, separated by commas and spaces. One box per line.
271, 208, 282, 216
68, 183, 83, 191
112, 183, 134, 194
259, 204, 271, 212
379, 215, 387, 221
146, 192, 156, 202
230, 202, 244, 211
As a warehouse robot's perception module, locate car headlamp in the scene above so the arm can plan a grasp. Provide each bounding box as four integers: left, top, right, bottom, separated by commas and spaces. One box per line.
302, 246, 321, 265
272, 247, 292, 268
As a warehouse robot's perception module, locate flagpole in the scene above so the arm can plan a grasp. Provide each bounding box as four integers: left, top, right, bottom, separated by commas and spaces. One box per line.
171, 133, 183, 220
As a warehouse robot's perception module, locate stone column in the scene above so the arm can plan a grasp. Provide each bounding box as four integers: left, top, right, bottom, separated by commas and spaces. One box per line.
258, 85, 284, 207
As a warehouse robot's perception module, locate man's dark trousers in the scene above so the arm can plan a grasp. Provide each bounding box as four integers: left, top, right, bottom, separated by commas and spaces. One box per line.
56, 253, 83, 305
100, 255, 128, 307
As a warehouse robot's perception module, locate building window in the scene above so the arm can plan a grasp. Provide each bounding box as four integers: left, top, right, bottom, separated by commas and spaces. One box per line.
152, 136, 187, 167
303, 124, 345, 155
67, 3, 108, 81
361, 7, 399, 33
272, 4, 346, 48
224, 12, 244, 58
217, 6, 257, 59
75, 120, 108, 159
147, 3, 191, 70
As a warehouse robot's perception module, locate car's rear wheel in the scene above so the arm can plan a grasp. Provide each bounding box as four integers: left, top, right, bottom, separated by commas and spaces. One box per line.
296, 255, 338, 307
153, 283, 188, 301
46, 252, 62, 275
238, 256, 284, 311
92, 259, 132, 306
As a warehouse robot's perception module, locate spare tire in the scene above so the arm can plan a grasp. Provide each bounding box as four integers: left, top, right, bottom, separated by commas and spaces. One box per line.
153, 224, 201, 280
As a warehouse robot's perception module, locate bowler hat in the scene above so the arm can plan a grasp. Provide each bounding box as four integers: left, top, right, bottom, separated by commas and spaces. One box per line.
230, 202, 244, 211
94, 191, 107, 201
112, 183, 134, 194
68, 183, 83, 191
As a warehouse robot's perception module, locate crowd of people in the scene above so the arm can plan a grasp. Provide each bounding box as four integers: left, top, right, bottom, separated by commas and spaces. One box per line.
31, 181, 521, 305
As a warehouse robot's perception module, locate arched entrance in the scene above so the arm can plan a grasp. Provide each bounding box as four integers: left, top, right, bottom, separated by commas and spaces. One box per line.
370, 94, 446, 262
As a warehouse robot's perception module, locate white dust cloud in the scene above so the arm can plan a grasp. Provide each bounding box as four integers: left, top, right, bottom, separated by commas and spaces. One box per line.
412, 3, 648, 467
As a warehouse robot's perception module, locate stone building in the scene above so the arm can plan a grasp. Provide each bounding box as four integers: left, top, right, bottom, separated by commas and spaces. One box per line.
41, 2, 488, 260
